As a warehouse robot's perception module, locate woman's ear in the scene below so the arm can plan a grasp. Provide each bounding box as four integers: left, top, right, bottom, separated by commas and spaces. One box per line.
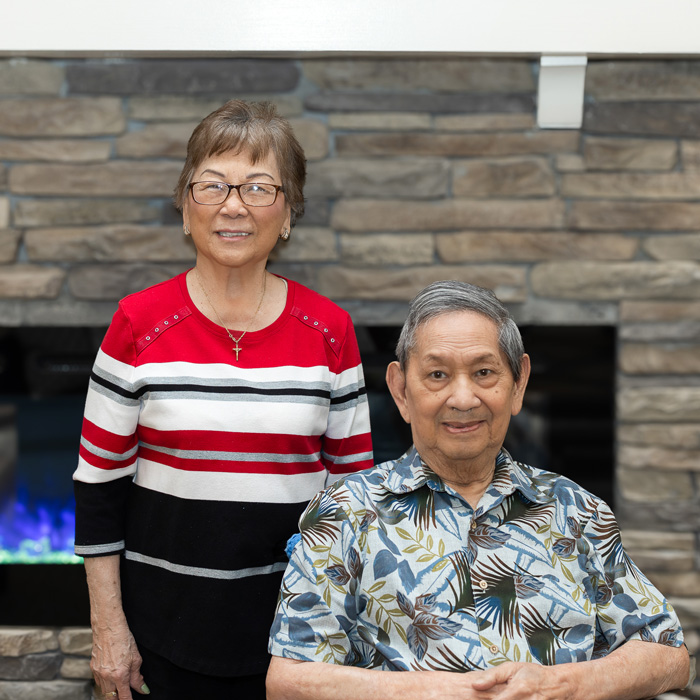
282, 203, 292, 235
182, 198, 191, 231
386, 361, 411, 424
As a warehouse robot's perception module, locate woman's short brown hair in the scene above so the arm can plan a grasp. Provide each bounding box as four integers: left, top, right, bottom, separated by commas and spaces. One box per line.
174, 100, 306, 227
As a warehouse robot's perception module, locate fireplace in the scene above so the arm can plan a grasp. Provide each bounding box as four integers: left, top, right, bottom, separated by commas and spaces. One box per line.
359, 325, 615, 507
0, 324, 614, 625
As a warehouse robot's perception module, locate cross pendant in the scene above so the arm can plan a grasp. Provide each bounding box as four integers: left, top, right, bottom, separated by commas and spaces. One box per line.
233, 342, 241, 360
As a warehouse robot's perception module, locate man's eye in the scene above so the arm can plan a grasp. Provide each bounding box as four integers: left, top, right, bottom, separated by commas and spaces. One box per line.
476, 369, 493, 377
429, 371, 446, 379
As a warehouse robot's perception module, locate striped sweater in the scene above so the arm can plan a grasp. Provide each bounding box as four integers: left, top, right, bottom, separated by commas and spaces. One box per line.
73, 272, 373, 675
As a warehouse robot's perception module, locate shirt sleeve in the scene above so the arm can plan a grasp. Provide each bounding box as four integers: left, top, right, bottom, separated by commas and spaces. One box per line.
269, 485, 365, 664
321, 314, 373, 484
73, 304, 141, 557
584, 500, 684, 654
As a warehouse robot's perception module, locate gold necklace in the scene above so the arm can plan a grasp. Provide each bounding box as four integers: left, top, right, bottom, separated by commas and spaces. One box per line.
194, 268, 267, 361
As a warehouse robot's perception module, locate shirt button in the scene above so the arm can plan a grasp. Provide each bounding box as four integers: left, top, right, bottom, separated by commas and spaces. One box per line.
174, 315, 178, 320
479, 580, 488, 590
489, 644, 498, 654
314, 321, 319, 325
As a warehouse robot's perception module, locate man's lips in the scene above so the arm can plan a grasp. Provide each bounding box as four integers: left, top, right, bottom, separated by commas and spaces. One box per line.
442, 418, 485, 433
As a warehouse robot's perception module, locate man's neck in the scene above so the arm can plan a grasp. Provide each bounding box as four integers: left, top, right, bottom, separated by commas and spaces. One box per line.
423, 456, 496, 510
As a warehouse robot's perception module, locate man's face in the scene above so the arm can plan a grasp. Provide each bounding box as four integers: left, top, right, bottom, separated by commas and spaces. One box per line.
386, 310, 530, 477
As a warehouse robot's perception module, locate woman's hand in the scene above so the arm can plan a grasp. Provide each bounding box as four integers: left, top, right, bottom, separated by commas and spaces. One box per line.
91, 620, 147, 699
84, 555, 149, 699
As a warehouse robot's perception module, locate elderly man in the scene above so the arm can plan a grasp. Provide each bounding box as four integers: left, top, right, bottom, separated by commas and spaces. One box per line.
267, 281, 693, 700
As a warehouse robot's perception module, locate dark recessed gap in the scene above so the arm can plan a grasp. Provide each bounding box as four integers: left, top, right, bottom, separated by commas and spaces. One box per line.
0, 325, 614, 626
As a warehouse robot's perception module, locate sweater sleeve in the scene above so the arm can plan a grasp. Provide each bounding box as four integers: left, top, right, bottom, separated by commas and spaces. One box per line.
73, 304, 141, 557
321, 313, 373, 485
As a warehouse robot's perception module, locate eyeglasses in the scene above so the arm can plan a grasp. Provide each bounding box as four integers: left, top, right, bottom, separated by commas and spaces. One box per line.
189, 181, 284, 207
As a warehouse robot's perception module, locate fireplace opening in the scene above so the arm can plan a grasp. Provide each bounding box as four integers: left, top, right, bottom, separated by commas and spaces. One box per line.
358, 325, 615, 506
0, 324, 614, 626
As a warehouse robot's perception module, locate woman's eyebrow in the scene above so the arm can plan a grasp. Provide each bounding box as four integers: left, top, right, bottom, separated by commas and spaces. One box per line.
198, 169, 275, 181
246, 171, 275, 181
199, 168, 227, 179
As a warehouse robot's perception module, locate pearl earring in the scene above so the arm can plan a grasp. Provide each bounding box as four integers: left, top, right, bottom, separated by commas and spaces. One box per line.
280, 228, 290, 241
184, 225, 191, 236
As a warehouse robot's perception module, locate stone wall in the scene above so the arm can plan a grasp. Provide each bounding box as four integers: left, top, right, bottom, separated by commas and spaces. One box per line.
0, 627, 92, 699
0, 57, 699, 695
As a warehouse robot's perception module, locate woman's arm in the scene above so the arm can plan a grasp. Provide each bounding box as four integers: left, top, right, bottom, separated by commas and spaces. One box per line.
85, 555, 149, 699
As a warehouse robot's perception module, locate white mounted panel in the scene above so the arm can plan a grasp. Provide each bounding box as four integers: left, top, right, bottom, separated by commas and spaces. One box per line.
537, 56, 588, 129
1, 0, 700, 56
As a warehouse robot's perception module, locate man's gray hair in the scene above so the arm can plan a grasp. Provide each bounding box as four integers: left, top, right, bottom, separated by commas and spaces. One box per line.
396, 280, 525, 381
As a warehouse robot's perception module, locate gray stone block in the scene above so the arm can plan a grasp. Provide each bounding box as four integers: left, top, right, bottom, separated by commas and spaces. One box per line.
336, 131, 578, 158
305, 92, 534, 114
15, 199, 161, 228
0, 652, 62, 680
0, 98, 124, 137
57, 629, 92, 657
570, 201, 700, 231
0, 629, 58, 657
68, 264, 188, 301
586, 60, 700, 101
67, 60, 299, 95
306, 158, 449, 199
299, 198, 330, 227
0, 680, 92, 700
584, 102, 700, 138
303, 59, 535, 92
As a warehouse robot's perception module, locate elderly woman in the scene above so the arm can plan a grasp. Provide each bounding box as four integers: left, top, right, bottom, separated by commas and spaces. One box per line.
72, 100, 373, 700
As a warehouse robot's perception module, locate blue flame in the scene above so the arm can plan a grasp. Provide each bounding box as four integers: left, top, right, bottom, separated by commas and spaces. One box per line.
0, 485, 82, 564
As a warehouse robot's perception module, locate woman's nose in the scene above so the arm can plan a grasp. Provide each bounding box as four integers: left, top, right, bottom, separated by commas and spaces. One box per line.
220, 188, 249, 215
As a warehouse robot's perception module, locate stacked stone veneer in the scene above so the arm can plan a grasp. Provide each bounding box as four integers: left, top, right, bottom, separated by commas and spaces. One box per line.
0, 57, 699, 695
0, 627, 92, 699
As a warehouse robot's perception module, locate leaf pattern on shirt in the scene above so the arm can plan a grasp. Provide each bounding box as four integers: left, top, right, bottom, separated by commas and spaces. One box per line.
299, 490, 345, 546
520, 607, 565, 665
270, 447, 684, 671
471, 555, 521, 637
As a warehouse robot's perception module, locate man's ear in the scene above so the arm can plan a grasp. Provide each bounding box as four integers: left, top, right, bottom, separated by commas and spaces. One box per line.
386, 361, 411, 424
511, 353, 531, 416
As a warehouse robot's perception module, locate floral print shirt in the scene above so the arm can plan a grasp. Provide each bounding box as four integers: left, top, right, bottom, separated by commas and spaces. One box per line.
269, 447, 682, 671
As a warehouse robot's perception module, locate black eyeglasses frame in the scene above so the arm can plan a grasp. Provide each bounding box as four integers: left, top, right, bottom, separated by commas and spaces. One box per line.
188, 181, 284, 207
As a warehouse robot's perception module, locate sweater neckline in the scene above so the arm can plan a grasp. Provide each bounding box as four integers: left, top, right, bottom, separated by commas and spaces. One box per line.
177, 269, 294, 342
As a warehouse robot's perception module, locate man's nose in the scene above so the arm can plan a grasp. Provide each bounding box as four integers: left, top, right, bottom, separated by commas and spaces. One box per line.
446, 376, 481, 412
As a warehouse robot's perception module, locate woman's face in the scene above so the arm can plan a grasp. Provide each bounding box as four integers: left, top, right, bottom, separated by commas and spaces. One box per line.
183, 148, 291, 273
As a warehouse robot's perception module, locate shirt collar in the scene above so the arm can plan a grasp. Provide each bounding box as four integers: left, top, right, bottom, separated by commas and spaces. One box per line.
381, 446, 552, 509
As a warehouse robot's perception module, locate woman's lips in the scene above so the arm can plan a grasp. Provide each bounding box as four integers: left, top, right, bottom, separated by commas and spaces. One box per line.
216, 230, 251, 238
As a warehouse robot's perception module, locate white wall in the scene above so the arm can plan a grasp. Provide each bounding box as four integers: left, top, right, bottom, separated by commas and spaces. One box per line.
2, 0, 700, 56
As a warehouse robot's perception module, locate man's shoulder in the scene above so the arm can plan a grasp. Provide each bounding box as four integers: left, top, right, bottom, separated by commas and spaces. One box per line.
507, 455, 606, 509
330, 458, 398, 495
